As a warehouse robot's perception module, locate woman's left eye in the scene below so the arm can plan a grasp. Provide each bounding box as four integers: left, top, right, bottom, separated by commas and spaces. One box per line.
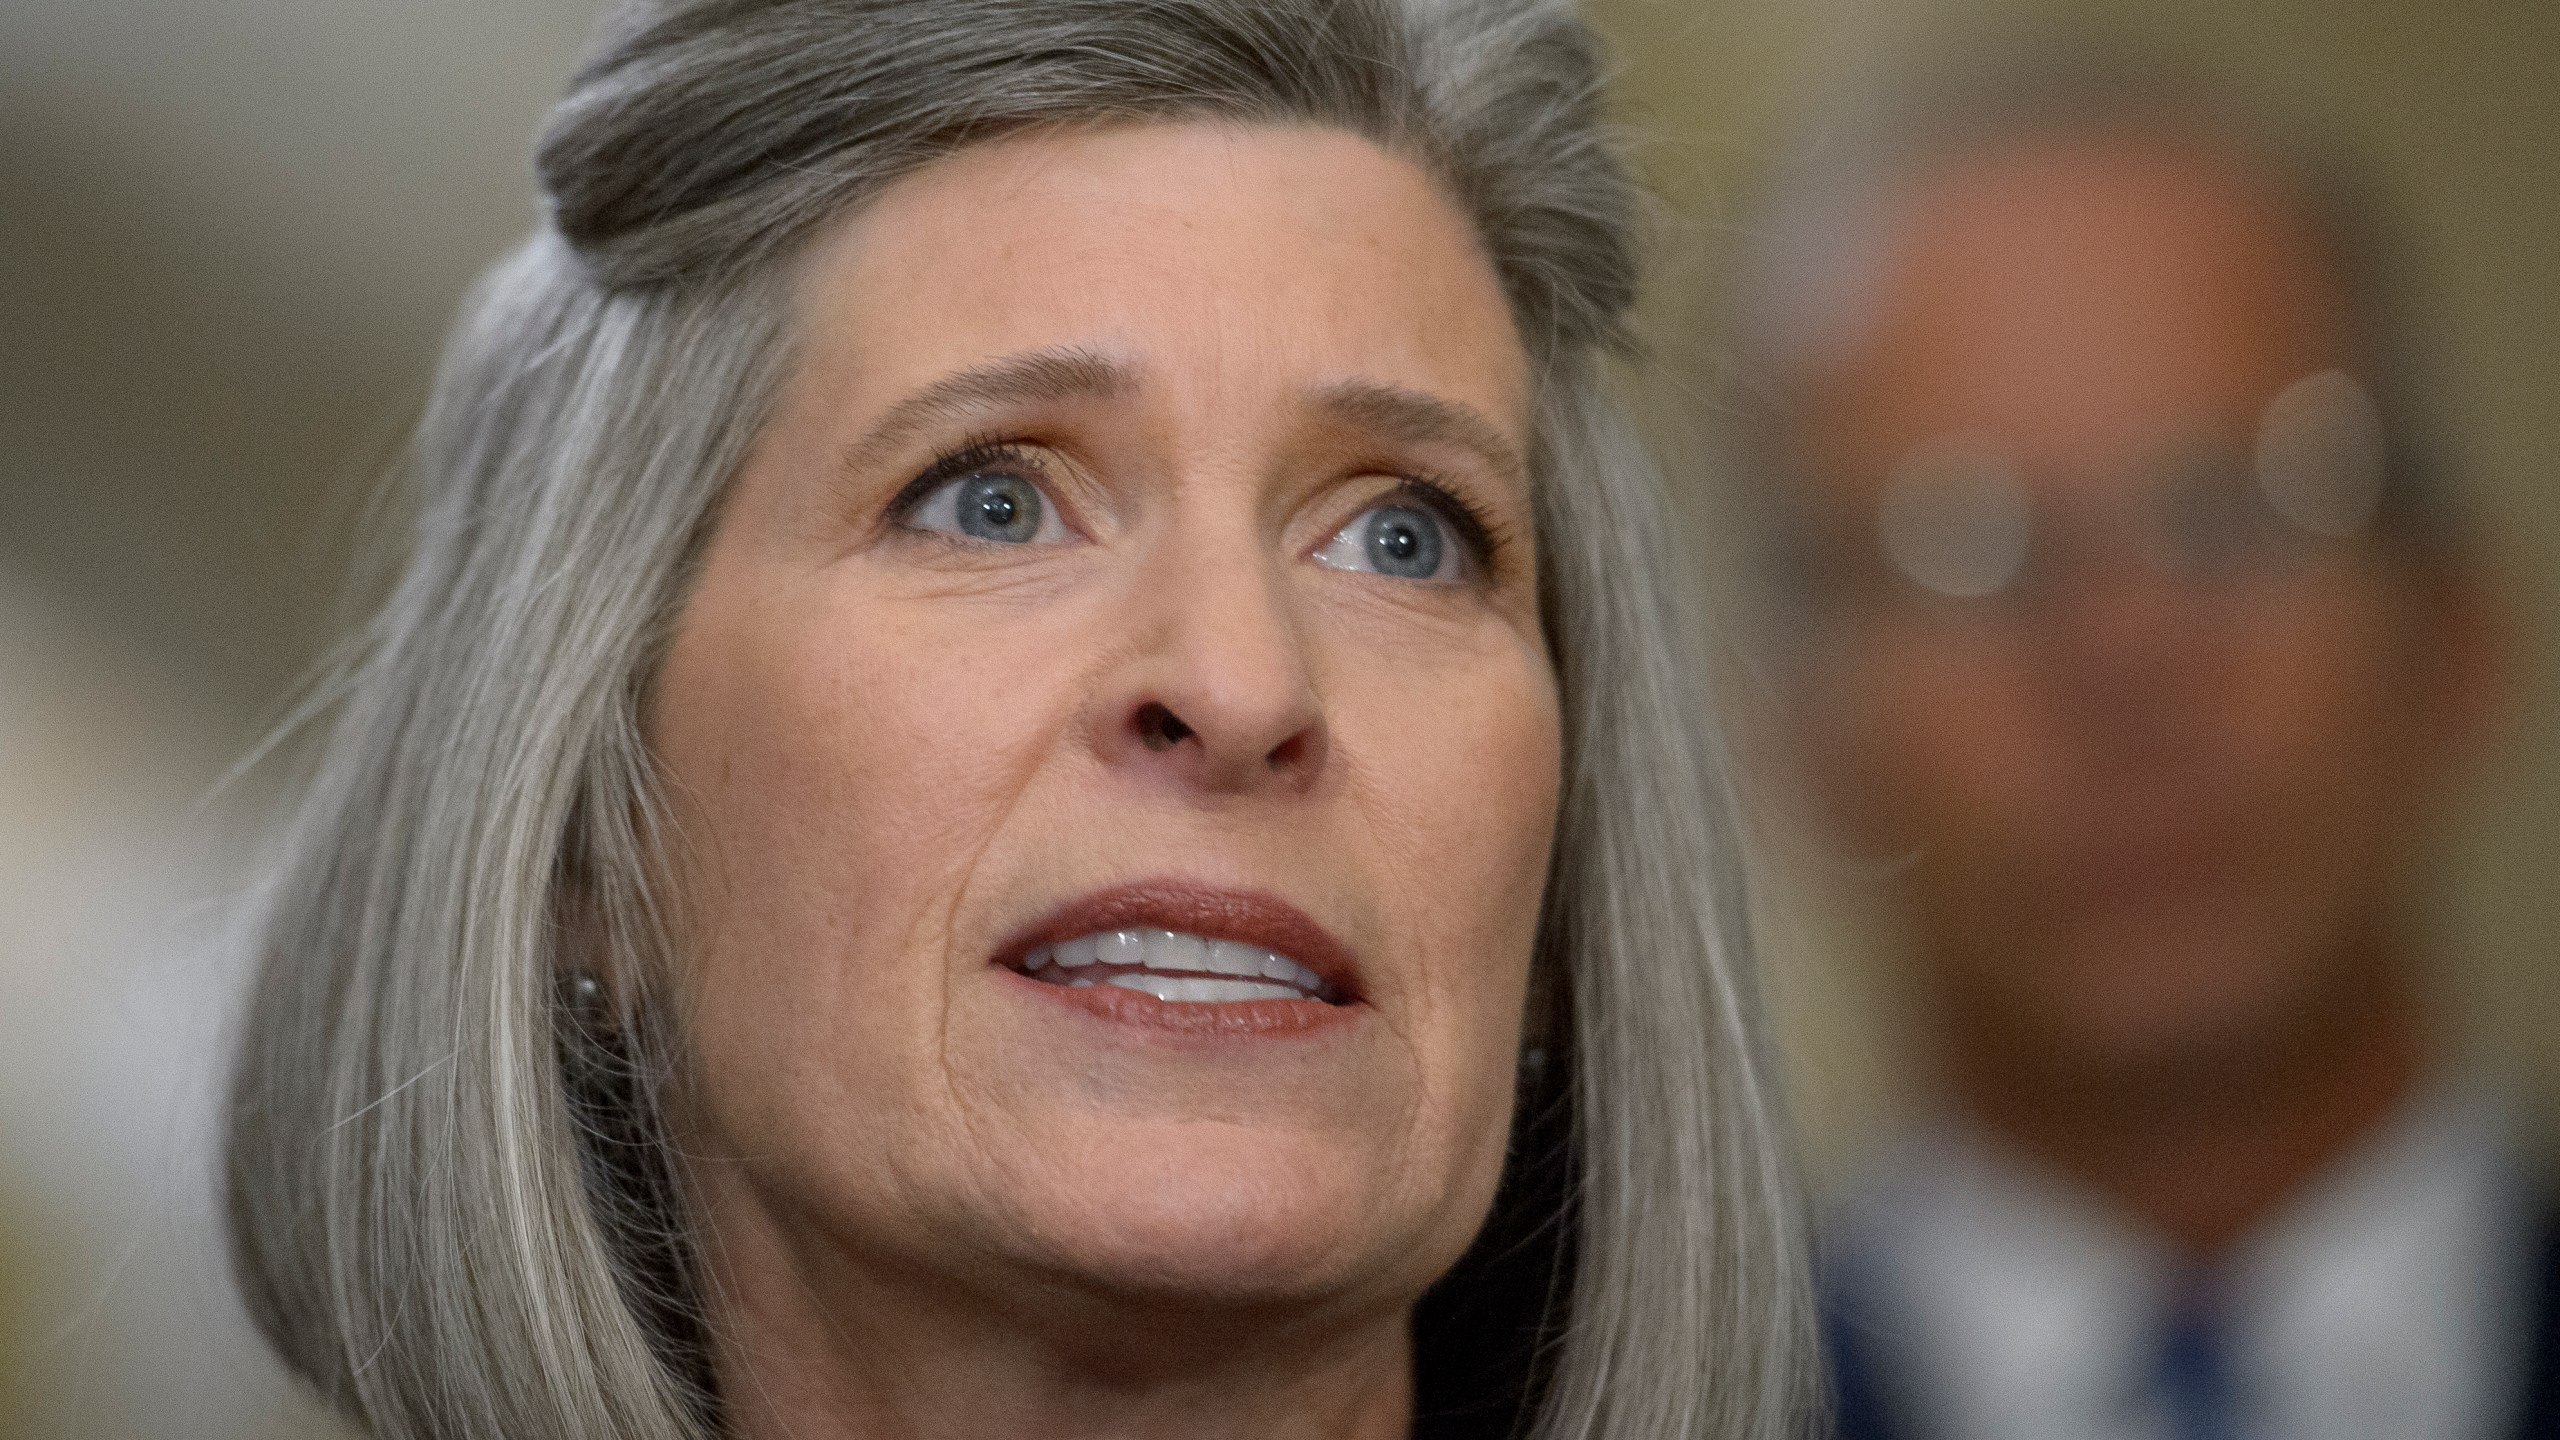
1313, 499, 1467, 582
902, 466, 1070, 545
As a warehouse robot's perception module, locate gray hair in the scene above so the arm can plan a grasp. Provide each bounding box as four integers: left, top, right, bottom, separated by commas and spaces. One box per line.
1722, 23, 2467, 632
223, 2, 1816, 1436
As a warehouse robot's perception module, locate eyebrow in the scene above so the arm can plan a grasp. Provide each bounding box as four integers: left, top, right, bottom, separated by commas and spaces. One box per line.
1310, 379, 1530, 494
840, 345, 1136, 476
839, 350, 1527, 495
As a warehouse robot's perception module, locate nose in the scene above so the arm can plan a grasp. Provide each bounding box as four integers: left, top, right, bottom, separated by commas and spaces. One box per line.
1092, 525, 1328, 795
2038, 552, 2220, 756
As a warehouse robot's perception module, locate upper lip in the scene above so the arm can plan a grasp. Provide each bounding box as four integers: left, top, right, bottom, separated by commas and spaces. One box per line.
991, 879, 1364, 1003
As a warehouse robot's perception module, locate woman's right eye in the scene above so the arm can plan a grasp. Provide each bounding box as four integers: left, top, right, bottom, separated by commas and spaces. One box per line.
899, 463, 1069, 546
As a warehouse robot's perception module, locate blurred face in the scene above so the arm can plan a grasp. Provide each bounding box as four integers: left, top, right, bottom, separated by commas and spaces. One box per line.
1790, 135, 2481, 1084
649, 121, 1556, 1330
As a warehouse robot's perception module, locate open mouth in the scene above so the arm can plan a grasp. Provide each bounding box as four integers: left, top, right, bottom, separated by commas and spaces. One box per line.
1012, 929, 1344, 1005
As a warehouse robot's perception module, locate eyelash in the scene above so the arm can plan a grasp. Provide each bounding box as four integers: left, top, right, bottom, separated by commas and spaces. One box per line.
886, 436, 1047, 528
884, 439, 1510, 575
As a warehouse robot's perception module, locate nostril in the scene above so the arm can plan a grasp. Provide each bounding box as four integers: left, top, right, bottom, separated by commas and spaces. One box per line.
1134, 702, 1195, 752
1265, 729, 1315, 771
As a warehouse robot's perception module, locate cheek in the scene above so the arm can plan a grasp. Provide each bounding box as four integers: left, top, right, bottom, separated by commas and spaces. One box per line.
646, 574, 1084, 1136
2226, 586, 2402, 764
1333, 633, 1560, 1130
1818, 628, 2044, 842
1386, 645, 1557, 920
2219, 581, 2429, 856
658, 574, 1091, 916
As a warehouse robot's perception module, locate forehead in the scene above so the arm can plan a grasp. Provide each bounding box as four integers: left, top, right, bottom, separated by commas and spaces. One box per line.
788, 119, 1530, 437
1798, 131, 2359, 497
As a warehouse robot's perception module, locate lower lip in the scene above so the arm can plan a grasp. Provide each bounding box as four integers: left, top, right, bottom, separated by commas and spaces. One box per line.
994, 965, 1361, 1038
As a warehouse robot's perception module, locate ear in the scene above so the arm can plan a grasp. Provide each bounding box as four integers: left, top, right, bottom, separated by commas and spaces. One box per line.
552, 873, 625, 1010
2409, 557, 2516, 782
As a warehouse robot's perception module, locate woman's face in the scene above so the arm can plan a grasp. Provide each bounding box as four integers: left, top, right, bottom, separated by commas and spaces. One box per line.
650, 121, 1560, 1325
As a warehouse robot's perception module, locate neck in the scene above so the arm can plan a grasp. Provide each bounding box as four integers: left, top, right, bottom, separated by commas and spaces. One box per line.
1933, 940, 2430, 1261
696, 1199, 1415, 1440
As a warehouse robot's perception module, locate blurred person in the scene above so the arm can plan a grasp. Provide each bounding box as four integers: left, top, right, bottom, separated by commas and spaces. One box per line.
1726, 38, 2553, 1440
219, 2, 1818, 1438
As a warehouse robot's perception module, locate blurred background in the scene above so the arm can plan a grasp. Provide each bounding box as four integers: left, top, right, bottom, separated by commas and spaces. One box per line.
0, 0, 2549, 1433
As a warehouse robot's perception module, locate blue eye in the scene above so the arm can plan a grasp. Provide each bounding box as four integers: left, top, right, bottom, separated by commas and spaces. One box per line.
904, 467, 1067, 545
1315, 501, 1461, 581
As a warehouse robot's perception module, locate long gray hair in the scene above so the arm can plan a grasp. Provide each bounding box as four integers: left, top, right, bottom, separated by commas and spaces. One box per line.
222, 1, 1816, 1435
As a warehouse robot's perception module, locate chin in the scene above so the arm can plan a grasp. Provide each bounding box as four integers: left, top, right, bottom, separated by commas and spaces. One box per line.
1014, 1124, 1462, 1309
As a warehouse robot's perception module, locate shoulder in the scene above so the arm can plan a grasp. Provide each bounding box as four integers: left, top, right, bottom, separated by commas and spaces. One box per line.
2516, 1202, 2560, 1438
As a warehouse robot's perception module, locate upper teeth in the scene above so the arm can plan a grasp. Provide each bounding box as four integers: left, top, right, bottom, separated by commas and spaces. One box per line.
1021, 929, 1333, 1003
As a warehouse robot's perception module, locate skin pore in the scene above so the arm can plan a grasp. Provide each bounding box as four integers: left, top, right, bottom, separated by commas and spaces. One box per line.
646, 122, 1559, 1439
1791, 133, 2504, 1257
